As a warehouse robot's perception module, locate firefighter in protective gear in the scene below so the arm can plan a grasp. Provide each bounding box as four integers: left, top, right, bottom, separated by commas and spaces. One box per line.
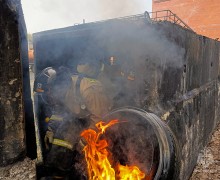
43, 59, 112, 178
34, 66, 72, 136
33, 67, 57, 144
44, 111, 84, 175
34, 66, 82, 177
64, 58, 112, 127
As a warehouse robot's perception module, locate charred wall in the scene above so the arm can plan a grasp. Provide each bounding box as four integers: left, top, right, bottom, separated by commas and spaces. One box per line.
152, 22, 220, 180
0, 0, 35, 166
0, 0, 25, 165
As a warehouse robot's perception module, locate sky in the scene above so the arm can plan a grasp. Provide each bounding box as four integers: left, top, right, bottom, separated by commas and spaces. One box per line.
21, 0, 152, 33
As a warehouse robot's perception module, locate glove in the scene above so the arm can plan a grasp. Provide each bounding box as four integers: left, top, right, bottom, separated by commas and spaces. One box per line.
44, 130, 54, 150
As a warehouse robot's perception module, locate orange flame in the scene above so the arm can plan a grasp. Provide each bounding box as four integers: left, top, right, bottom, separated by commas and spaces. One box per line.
80, 119, 149, 180
118, 165, 145, 180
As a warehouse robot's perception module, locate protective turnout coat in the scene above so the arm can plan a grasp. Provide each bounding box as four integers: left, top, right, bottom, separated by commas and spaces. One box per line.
44, 64, 111, 176
65, 75, 111, 126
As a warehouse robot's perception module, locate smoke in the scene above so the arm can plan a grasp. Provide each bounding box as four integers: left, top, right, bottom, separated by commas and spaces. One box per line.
88, 19, 185, 108
34, 17, 186, 119
39, 0, 146, 20
94, 20, 185, 68
96, 0, 147, 19
21, 0, 150, 32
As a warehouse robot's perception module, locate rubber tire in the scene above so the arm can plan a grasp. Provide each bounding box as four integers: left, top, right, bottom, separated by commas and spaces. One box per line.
103, 107, 180, 180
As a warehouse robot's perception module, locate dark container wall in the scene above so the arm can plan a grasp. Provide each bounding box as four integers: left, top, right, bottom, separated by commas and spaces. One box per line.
0, 0, 26, 166
154, 22, 220, 180
0, 0, 36, 166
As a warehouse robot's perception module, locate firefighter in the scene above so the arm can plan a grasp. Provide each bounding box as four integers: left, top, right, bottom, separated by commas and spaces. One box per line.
98, 56, 137, 108
64, 57, 112, 126
43, 58, 112, 178
33, 67, 57, 140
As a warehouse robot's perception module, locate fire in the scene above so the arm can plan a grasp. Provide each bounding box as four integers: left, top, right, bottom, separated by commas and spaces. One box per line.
118, 165, 145, 180
80, 120, 149, 180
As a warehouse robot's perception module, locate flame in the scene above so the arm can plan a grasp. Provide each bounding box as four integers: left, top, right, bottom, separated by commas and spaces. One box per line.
81, 119, 151, 180
117, 165, 145, 180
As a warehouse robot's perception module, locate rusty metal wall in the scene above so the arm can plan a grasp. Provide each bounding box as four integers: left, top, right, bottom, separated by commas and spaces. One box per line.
151, 22, 220, 180
0, 0, 26, 166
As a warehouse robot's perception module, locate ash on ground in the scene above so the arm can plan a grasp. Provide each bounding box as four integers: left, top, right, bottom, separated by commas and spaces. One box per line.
191, 123, 220, 180
0, 158, 36, 180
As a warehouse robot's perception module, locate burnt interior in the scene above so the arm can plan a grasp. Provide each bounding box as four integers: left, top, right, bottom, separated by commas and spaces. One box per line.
104, 111, 160, 177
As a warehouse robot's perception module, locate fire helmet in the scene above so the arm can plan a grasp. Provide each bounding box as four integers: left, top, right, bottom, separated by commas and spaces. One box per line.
34, 67, 56, 93
33, 67, 56, 105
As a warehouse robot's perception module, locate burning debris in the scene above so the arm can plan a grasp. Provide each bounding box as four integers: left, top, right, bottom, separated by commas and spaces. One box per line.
81, 119, 148, 180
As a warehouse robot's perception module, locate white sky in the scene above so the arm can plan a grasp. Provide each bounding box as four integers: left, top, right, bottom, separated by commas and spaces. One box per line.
21, 0, 152, 33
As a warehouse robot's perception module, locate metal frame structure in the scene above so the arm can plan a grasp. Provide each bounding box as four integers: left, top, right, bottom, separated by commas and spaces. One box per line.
83, 10, 194, 32
148, 10, 194, 32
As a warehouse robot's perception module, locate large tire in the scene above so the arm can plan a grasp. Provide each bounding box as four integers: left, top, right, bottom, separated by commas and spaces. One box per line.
103, 107, 180, 180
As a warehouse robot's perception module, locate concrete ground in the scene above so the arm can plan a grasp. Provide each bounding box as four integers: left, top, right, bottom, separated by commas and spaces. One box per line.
190, 123, 220, 180
0, 158, 36, 180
